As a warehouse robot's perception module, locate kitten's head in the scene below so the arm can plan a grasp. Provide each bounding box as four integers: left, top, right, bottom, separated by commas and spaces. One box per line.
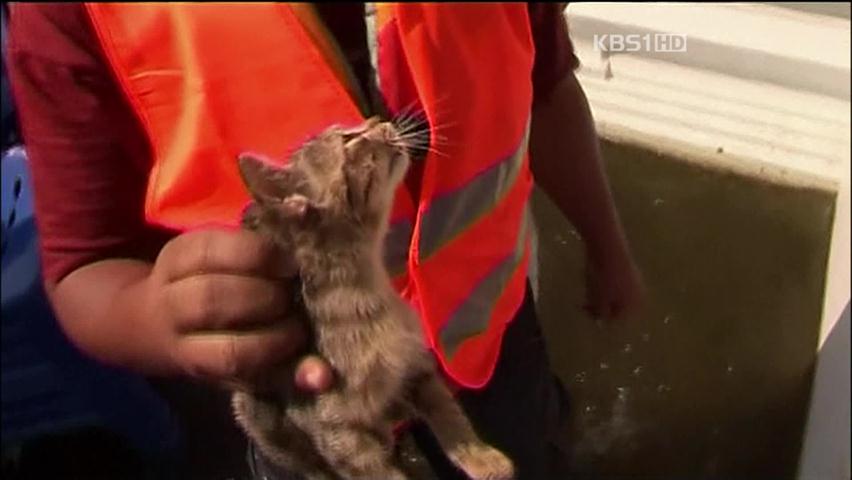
238, 117, 410, 244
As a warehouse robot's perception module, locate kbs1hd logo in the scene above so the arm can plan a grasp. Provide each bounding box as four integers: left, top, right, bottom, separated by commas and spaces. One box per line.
594, 33, 688, 53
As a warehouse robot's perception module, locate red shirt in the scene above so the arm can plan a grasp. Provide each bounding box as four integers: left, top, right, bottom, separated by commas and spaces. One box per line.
7, 3, 579, 284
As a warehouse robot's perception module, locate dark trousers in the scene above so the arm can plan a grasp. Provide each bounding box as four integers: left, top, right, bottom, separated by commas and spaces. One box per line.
251, 284, 573, 480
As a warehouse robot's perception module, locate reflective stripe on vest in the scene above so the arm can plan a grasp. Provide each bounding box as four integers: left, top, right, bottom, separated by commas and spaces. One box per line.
420, 120, 530, 261
383, 120, 529, 273
440, 204, 532, 359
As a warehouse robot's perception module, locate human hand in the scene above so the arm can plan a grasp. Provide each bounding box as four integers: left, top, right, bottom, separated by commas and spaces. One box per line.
143, 228, 332, 392
583, 246, 646, 321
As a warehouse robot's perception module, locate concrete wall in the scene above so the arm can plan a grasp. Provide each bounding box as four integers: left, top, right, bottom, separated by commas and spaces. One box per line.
767, 3, 851, 20
553, 6, 849, 477
532, 139, 836, 479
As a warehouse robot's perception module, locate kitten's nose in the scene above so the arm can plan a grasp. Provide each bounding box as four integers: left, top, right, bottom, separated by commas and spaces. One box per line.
363, 120, 398, 143
364, 116, 381, 129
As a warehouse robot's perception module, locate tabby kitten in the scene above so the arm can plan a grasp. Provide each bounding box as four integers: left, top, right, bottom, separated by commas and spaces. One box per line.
232, 117, 514, 480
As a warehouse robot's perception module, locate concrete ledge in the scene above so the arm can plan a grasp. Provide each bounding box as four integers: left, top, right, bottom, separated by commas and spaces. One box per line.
567, 3, 850, 100
566, 4, 850, 192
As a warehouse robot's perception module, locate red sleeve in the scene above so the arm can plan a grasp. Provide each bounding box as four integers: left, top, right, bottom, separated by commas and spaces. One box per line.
7, 3, 173, 285
528, 2, 580, 106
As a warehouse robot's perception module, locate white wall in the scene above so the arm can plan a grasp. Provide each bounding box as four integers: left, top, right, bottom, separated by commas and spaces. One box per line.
798, 304, 851, 480
798, 149, 851, 480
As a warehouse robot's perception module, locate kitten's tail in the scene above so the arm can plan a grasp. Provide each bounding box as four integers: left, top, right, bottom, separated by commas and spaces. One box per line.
232, 391, 340, 480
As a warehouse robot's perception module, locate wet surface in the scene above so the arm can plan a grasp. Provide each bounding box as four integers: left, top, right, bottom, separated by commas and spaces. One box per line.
533, 140, 835, 479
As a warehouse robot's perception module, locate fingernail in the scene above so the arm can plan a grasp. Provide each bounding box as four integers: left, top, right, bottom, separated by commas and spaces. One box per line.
305, 368, 322, 388
296, 365, 326, 391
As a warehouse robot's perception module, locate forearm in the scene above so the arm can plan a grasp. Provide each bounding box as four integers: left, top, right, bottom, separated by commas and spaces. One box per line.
48, 259, 175, 376
529, 73, 630, 263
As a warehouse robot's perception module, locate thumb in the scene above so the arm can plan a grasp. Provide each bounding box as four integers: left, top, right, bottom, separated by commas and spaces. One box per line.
294, 355, 334, 392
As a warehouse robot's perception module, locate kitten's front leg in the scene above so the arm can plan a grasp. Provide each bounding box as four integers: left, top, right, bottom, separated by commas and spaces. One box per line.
409, 372, 515, 480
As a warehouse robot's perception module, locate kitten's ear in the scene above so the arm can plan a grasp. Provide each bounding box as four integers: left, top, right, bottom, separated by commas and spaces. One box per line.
237, 153, 293, 204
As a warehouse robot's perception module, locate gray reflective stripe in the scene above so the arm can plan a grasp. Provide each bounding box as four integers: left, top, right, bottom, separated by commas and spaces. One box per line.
419, 121, 530, 261
381, 121, 531, 275
383, 218, 413, 276
439, 205, 532, 359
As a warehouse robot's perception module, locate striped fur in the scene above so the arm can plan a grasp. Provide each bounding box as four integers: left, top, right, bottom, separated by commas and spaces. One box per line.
233, 120, 514, 480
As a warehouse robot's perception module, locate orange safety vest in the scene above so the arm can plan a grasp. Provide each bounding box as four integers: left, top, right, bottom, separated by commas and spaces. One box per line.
84, 3, 535, 389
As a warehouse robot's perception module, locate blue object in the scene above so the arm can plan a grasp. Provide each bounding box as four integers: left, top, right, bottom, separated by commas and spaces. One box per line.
1, 147, 181, 459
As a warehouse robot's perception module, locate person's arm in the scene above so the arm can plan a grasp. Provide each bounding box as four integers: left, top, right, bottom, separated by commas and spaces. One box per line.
7, 3, 330, 390
49, 228, 332, 391
528, 3, 644, 319
530, 73, 644, 318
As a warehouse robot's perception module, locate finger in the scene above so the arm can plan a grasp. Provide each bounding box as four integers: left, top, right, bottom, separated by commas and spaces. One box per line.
294, 355, 334, 392
165, 274, 291, 332
159, 229, 295, 281
175, 325, 306, 382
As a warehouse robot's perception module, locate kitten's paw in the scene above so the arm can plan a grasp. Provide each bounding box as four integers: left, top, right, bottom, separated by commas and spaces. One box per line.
448, 443, 515, 480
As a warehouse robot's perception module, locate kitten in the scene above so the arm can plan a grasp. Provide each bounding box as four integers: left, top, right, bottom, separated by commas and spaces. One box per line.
232, 117, 515, 480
